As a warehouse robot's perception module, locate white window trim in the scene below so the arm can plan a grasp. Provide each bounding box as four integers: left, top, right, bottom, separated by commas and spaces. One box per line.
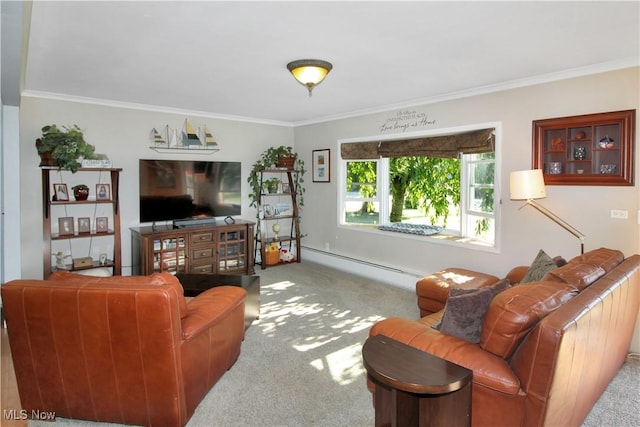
337, 122, 502, 253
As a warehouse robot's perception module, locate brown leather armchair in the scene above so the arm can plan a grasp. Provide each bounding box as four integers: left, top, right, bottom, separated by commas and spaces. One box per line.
2, 272, 246, 427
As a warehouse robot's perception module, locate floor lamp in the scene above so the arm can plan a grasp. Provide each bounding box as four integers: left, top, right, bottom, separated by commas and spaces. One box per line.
510, 169, 585, 254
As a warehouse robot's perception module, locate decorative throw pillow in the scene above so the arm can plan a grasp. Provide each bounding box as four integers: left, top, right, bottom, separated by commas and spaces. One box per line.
552, 256, 567, 267
521, 249, 557, 283
434, 279, 510, 343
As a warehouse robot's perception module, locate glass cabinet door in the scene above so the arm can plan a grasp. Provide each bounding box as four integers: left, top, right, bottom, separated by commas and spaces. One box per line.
152, 234, 186, 273
218, 228, 246, 272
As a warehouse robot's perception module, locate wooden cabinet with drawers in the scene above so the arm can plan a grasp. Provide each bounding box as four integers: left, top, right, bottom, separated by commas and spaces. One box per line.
190, 230, 216, 273
130, 220, 255, 276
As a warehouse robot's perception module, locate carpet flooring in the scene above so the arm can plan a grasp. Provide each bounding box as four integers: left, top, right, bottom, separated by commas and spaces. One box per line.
29, 261, 640, 426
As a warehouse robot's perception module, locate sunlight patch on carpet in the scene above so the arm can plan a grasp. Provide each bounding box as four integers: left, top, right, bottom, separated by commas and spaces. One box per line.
294, 335, 341, 352
332, 314, 386, 334
309, 343, 366, 386
264, 280, 296, 291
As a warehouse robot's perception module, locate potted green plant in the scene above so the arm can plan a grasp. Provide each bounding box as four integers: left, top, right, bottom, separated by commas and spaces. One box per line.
264, 177, 281, 194
36, 124, 97, 173
247, 145, 306, 208
71, 184, 90, 201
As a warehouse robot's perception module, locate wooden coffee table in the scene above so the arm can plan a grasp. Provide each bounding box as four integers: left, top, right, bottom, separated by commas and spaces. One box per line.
362, 334, 472, 427
176, 273, 260, 330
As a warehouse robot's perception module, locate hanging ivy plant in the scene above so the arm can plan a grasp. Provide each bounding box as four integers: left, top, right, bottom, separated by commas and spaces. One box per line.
247, 145, 306, 208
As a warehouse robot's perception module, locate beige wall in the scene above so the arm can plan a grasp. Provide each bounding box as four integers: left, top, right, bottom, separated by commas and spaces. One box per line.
16, 67, 640, 350
295, 67, 640, 278
19, 68, 639, 279
19, 98, 294, 278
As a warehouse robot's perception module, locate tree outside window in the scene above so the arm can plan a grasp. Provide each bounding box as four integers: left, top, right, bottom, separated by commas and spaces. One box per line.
340, 128, 497, 246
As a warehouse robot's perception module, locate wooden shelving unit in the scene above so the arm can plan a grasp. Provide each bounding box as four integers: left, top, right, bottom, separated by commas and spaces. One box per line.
255, 169, 301, 269
42, 167, 122, 277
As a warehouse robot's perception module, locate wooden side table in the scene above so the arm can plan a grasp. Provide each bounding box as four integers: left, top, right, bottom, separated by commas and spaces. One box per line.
362, 335, 472, 427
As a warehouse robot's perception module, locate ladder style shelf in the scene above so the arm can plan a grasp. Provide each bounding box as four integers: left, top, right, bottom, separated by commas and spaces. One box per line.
42, 167, 122, 277
255, 169, 301, 269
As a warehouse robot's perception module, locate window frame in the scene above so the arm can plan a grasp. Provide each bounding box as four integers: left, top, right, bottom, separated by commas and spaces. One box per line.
338, 123, 501, 252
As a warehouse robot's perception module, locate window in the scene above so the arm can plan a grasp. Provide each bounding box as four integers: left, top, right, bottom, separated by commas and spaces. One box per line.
344, 160, 380, 224
339, 126, 498, 247
462, 152, 495, 243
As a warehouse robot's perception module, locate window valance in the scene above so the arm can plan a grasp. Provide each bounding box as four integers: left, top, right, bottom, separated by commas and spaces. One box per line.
340, 128, 495, 160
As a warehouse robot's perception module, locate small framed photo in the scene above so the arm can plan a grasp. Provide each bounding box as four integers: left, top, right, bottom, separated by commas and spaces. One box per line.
58, 217, 74, 236
276, 203, 291, 215
95, 217, 109, 233
96, 184, 111, 201
263, 204, 274, 218
312, 149, 331, 183
281, 183, 291, 193
77, 217, 91, 234
54, 183, 69, 201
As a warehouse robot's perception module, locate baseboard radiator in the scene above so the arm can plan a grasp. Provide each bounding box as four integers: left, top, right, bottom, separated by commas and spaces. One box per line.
301, 246, 421, 292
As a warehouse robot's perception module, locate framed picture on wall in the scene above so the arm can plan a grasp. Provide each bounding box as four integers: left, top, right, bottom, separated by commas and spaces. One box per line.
312, 149, 330, 183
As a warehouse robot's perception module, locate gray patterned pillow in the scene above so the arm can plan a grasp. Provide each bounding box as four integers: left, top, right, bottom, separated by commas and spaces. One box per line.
521, 249, 557, 283
434, 279, 510, 343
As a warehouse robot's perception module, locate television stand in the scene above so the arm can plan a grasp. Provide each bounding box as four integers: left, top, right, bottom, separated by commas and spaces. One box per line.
130, 220, 255, 276
173, 217, 217, 228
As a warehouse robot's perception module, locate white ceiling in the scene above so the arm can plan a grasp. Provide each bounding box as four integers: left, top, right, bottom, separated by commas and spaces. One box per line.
8, 1, 640, 125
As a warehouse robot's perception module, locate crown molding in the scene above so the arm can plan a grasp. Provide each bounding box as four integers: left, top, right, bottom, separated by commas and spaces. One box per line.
21, 58, 638, 128
291, 58, 639, 127
19, 90, 294, 127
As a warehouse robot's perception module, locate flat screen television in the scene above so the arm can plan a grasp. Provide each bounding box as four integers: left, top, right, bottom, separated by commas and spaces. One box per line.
139, 159, 241, 224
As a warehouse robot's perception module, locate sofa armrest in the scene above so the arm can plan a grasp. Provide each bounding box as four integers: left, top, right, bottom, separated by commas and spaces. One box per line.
416, 268, 500, 317
504, 266, 529, 285
370, 317, 520, 395
181, 286, 246, 340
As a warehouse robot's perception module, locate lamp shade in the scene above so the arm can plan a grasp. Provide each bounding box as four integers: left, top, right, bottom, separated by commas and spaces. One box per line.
510, 169, 546, 200
287, 59, 333, 95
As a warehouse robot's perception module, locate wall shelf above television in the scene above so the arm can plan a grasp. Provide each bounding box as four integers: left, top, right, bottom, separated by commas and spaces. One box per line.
148, 146, 220, 155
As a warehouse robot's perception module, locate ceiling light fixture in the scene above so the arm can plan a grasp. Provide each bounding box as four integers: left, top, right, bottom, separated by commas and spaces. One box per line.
286, 59, 333, 96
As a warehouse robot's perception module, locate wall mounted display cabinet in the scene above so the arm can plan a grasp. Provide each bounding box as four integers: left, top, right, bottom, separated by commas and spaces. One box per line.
532, 109, 635, 185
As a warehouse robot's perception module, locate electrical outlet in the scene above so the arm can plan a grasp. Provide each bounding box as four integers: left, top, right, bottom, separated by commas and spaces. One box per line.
610, 209, 628, 219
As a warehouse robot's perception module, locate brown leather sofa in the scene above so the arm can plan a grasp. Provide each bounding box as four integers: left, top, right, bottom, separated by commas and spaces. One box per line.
369, 248, 640, 426
2, 271, 247, 427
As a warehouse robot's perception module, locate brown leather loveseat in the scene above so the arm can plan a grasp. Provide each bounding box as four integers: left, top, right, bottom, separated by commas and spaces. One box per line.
2, 271, 247, 427
369, 248, 640, 426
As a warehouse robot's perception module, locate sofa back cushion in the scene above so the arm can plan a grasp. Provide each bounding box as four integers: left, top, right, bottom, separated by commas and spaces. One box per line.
542, 263, 606, 291
568, 248, 624, 273
480, 282, 578, 359
48, 271, 188, 318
